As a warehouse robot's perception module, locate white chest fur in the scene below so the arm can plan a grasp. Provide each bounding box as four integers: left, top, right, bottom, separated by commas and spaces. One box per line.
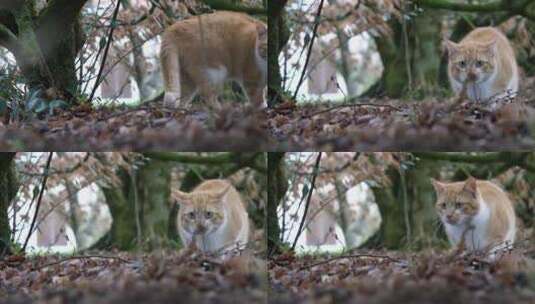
444, 199, 490, 251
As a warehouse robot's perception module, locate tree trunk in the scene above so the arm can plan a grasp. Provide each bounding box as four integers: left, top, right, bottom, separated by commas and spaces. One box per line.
137, 160, 171, 250
0, 153, 17, 256
267, 1, 289, 106
267, 152, 286, 255
372, 9, 441, 99
100, 168, 137, 250
0, 1, 87, 102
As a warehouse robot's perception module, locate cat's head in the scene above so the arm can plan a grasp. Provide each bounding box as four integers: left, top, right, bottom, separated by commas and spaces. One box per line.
175, 186, 231, 236
432, 177, 480, 225
255, 22, 268, 73
445, 39, 497, 85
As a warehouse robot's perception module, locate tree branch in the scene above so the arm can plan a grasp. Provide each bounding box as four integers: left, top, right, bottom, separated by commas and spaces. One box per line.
144, 152, 265, 172
291, 152, 322, 250
414, 0, 507, 12
414, 0, 535, 21
0, 22, 17, 49
144, 152, 242, 164
202, 0, 266, 15
22, 152, 53, 253
413, 152, 504, 163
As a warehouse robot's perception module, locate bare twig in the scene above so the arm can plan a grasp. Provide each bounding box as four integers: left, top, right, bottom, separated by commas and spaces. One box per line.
294, 102, 403, 123
22, 153, 53, 252
291, 152, 322, 250
299, 254, 401, 271
33, 255, 130, 271
292, 0, 325, 100
89, 0, 122, 103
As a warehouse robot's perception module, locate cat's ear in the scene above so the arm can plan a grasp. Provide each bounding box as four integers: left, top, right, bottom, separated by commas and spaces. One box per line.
463, 177, 478, 197
431, 178, 445, 192
482, 38, 498, 55
256, 23, 267, 40
173, 189, 193, 204
207, 184, 232, 201
443, 39, 459, 55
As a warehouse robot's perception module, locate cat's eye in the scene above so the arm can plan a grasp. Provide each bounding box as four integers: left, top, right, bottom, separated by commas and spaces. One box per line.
475, 60, 484, 67
204, 211, 213, 219
458, 61, 467, 68
187, 212, 195, 219
455, 202, 462, 208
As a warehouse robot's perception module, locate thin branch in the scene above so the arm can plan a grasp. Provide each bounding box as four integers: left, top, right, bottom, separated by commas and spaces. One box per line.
292, 0, 325, 100
414, 0, 535, 21
202, 0, 266, 15
299, 102, 403, 120
292, 152, 322, 250
89, 0, 122, 103
413, 152, 504, 163
0, 23, 17, 49
22, 152, 53, 253
298, 254, 401, 271
32, 255, 130, 271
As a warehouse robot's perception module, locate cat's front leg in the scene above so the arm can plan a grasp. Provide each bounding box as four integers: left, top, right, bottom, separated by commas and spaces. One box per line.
244, 85, 266, 109
164, 91, 181, 108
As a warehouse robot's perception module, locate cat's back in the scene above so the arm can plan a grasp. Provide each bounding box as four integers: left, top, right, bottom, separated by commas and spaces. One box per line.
461, 27, 514, 54
194, 179, 245, 209
164, 11, 259, 41
194, 179, 232, 192
476, 180, 514, 213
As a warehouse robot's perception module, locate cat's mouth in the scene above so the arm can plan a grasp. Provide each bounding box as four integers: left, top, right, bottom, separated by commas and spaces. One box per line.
444, 215, 459, 225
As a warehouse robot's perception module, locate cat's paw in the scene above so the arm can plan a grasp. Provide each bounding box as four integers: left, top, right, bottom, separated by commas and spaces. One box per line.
163, 92, 181, 108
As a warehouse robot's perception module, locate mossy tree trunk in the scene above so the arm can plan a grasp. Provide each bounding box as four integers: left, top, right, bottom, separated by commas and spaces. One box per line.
98, 161, 171, 251
97, 153, 265, 251
370, 8, 441, 99
137, 160, 171, 250
0, 153, 18, 256
99, 168, 138, 250
0, 0, 87, 101
371, 160, 442, 250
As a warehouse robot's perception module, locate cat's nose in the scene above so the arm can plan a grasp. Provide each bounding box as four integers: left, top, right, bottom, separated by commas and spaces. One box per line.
467, 71, 477, 82
446, 214, 454, 221
196, 225, 207, 233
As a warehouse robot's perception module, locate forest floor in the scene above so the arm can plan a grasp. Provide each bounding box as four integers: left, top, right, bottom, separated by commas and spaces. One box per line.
0, 248, 266, 304
0, 102, 268, 150
267, 79, 535, 151
269, 246, 535, 304
3, 81, 535, 150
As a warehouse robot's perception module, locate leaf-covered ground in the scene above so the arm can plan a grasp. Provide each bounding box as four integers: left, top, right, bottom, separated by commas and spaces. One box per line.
4, 81, 535, 151
0, 102, 269, 151
267, 79, 535, 151
269, 247, 535, 304
0, 249, 266, 304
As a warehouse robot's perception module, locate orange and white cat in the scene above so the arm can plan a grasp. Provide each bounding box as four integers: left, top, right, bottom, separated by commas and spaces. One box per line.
174, 179, 250, 257
160, 11, 267, 109
432, 177, 516, 260
445, 27, 519, 104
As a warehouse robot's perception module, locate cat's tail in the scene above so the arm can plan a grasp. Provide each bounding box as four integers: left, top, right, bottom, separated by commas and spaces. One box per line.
160, 35, 181, 108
